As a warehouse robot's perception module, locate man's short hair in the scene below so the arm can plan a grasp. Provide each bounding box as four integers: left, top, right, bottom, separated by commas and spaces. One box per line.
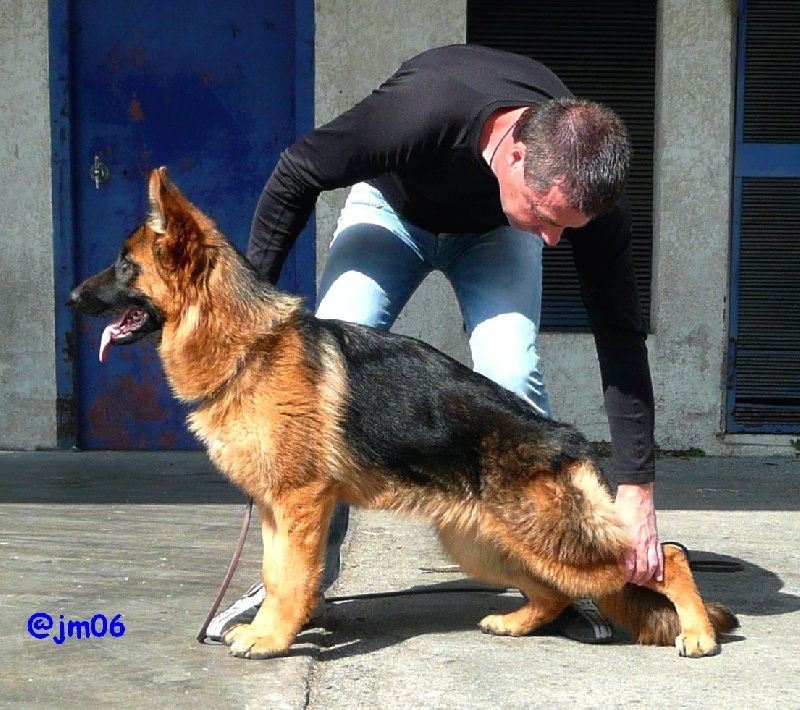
514, 98, 631, 218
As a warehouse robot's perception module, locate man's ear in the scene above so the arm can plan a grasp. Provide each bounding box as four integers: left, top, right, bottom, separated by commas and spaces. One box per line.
507, 143, 526, 171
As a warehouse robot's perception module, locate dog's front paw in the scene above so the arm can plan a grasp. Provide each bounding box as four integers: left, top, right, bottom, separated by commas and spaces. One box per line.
222, 623, 291, 659
675, 631, 720, 658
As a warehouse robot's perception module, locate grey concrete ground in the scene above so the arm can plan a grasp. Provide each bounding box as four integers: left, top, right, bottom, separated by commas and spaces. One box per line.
1, 451, 798, 709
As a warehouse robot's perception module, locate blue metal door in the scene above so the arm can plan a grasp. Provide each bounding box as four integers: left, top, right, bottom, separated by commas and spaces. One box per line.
50, 0, 315, 449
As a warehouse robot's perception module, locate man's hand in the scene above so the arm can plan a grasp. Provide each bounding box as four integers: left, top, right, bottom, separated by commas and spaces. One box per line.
614, 482, 663, 585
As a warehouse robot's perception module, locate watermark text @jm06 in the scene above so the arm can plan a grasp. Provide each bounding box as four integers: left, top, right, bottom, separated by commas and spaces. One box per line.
28, 612, 125, 645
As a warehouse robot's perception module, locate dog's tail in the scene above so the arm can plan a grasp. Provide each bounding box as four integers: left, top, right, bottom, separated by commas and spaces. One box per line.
487, 457, 632, 597
596, 584, 739, 646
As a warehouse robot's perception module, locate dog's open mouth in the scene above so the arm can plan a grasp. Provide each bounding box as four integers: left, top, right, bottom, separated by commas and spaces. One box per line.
99, 307, 149, 362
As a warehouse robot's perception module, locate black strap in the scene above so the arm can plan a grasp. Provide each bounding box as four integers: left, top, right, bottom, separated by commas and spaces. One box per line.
663, 540, 744, 573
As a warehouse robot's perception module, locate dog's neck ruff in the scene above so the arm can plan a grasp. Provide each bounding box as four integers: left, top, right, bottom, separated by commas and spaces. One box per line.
164, 329, 275, 407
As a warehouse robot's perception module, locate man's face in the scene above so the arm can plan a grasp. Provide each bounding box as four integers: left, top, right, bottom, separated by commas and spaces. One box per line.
497, 144, 590, 246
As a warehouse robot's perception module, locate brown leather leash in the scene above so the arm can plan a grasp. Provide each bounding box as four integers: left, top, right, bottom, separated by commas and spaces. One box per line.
196, 496, 254, 643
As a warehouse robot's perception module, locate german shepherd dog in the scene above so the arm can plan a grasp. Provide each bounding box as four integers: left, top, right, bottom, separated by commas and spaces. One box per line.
69, 168, 737, 659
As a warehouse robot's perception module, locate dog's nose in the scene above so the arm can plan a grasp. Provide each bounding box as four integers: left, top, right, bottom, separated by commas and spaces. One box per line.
67, 288, 81, 309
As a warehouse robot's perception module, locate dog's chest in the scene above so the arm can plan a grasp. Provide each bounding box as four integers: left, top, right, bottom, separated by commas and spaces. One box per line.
188, 406, 277, 493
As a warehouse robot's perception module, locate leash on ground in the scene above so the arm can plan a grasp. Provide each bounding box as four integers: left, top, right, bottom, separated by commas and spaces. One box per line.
196, 505, 743, 642
417, 544, 745, 576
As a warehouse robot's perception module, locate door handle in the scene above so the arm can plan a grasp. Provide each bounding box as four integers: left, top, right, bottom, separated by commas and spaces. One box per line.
90, 155, 110, 189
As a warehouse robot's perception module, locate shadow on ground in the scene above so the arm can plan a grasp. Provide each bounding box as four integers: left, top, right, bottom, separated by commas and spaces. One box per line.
283, 549, 799, 662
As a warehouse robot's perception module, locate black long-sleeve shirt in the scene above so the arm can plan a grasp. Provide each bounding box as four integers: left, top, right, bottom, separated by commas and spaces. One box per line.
247, 44, 655, 485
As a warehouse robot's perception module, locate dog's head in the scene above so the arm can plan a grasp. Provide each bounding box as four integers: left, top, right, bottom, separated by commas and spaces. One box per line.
68, 167, 220, 362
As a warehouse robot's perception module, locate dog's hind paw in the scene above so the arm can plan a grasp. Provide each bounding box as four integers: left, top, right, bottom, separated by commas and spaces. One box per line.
222, 623, 291, 660
480, 614, 514, 636
479, 611, 538, 637
675, 631, 720, 658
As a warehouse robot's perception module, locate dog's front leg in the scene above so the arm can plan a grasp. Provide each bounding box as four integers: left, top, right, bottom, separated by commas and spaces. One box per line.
224, 489, 336, 659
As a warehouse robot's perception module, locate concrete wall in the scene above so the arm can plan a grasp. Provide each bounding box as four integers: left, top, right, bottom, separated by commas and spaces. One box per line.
0, 0, 57, 449
650, 1, 736, 452
314, 0, 470, 360
647, 1, 787, 455
0, 0, 794, 453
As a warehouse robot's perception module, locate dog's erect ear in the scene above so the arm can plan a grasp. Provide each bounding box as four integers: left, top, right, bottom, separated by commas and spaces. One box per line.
148, 166, 185, 236
147, 167, 215, 279
147, 167, 170, 234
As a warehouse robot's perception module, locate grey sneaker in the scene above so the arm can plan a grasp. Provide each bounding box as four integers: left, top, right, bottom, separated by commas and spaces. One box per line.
555, 597, 614, 644
205, 581, 326, 642
205, 581, 265, 642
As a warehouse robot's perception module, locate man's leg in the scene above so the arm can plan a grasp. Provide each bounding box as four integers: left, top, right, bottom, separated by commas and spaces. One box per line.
442, 226, 614, 644
314, 187, 432, 591
440, 226, 550, 417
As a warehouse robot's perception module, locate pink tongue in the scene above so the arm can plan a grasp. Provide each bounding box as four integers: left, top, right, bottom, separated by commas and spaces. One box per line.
99, 326, 114, 363
98, 311, 129, 363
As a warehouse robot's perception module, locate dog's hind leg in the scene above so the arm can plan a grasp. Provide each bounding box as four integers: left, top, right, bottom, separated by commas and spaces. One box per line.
437, 519, 570, 637
224, 487, 336, 659
478, 576, 570, 637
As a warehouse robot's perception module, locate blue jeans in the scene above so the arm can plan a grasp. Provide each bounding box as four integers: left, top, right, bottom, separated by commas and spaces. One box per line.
317, 182, 550, 588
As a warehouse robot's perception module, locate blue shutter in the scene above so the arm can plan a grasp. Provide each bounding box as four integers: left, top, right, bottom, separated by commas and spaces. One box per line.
728, 0, 800, 431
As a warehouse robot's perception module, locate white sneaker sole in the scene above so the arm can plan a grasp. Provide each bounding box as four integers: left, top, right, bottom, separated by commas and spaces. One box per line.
205, 582, 326, 642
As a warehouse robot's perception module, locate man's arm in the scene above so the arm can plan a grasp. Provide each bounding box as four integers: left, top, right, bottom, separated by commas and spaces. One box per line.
247, 63, 452, 282
615, 482, 662, 583
567, 194, 663, 583
593, 324, 664, 583
247, 102, 386, 282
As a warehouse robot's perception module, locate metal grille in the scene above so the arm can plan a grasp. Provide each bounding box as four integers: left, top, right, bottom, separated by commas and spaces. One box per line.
732, 178, 800, 427
729, 0, 800, 431
743, 0, 800, 143
467, 0, 656, 331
